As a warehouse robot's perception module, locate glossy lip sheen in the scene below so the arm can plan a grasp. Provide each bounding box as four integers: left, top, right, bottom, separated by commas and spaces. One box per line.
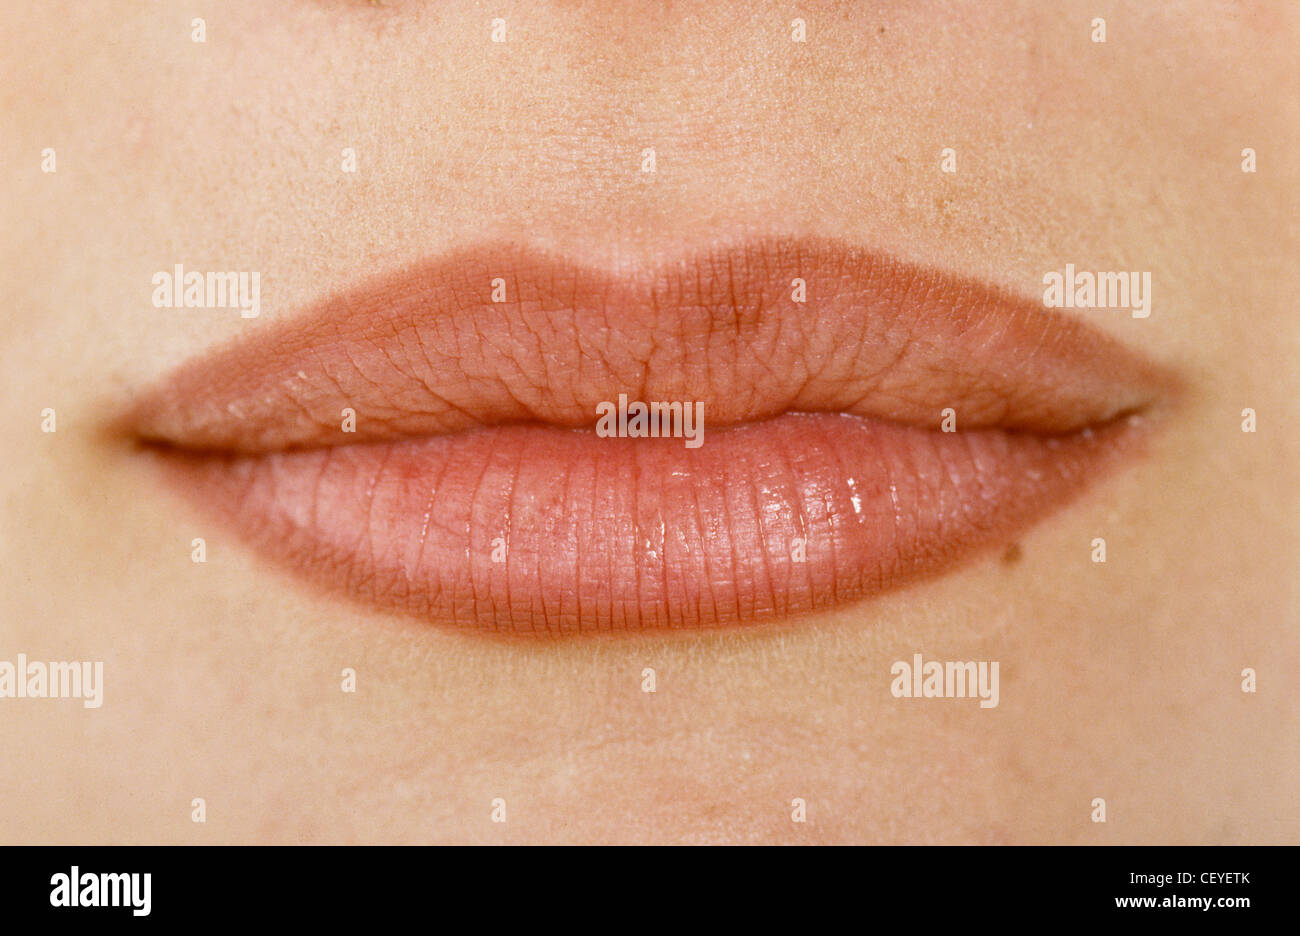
128, 239, 1177, 633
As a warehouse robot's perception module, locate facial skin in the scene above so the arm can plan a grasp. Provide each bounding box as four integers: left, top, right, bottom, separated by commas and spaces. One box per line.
1, 1, 1296, 843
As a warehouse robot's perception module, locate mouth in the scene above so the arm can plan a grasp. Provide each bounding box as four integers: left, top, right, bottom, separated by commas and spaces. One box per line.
126, 238, 1179, 633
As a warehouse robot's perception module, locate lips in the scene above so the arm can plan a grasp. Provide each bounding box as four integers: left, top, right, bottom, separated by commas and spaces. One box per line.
127, 239, 1177, 632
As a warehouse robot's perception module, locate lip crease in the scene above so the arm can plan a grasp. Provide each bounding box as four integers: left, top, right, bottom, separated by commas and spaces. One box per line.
126, 238, 1180, 633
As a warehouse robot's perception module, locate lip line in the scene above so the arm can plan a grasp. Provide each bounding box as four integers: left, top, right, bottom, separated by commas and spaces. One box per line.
124, 237, 1180, 455
123, 238, 1181, 633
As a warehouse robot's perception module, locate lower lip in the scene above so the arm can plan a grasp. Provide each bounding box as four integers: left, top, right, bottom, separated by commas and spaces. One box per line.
156, 412, 1144, 632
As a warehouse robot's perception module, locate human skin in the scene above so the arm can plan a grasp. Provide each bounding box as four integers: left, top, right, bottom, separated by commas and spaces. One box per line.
0, 0, 1296, 843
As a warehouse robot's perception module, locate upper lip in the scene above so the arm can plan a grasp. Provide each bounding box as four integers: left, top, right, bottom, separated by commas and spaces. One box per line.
124, 238, 1181, 632
128, 238, 1174, 454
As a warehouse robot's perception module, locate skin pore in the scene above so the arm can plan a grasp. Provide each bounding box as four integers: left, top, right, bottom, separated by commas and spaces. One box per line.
1, 1, 1296, 843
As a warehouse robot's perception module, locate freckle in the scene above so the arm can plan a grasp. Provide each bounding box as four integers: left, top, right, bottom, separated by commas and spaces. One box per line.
1001, 543, 1022, 565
